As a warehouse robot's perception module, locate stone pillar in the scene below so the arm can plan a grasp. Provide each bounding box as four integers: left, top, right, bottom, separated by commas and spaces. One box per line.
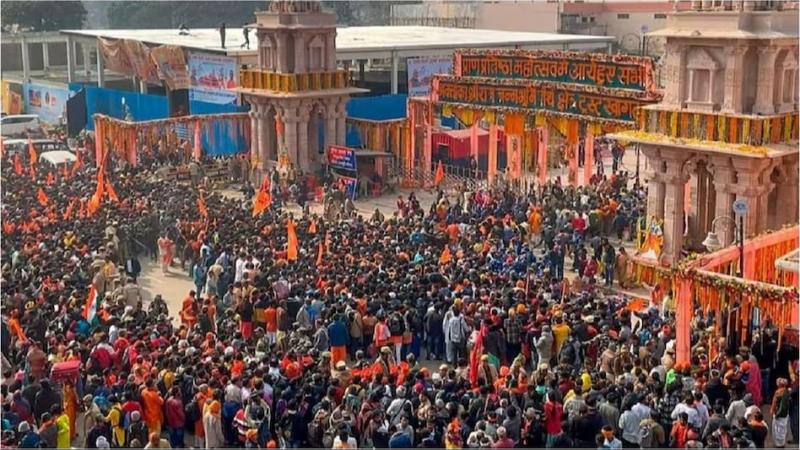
335, 99, 347, 146
662, 156, 688, 264
695, 168, 708, 245
66, 38, 75, 83
41, 43, 49, 74
21, 39, 31, 84
324, 100, 336, 150
754, 46, 778, 114
326, 33, 337, 72
276, 33, 287, 73
711, 156, 736, 246
776, 160, 798, 226
731, 158, 770, 237
249, 107, 260, 168
662, 43, 687, 107
96, 42, 105, 87
296, 102, 312, 172
263, 109, 275, 162
294, 32, 306, 73
282, 104, 300, 166
390, 52, 399, 94
642, 147, 665, 220
722, 46, 746, 113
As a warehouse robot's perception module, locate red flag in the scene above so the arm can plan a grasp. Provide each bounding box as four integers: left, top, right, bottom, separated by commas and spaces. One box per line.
287, 219, 298, 261
469, 324, 488, 386
37, 188, 49, 206
252, 178, 272, 217
13, 154, 23, 176
198, 192, 209, 217
27, 138, 37, 168
46, 172, 55, 185
434, 160, 445, 186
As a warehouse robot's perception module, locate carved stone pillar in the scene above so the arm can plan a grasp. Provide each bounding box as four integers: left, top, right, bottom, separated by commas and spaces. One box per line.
296, 101, 312, 172
326, 33, 337, 72
754, 46, 778, 114
663, 43, 688, 107
324, 99, 337, 150
775, 157, 799, 226
282, 104, 300, 166
249, 106, 260, 167
710, 156, 737, 246
335, 99, 347, 146
276, 32, 288, 73
722, 46, 746, 113
262, 107, 274, 163
731, 158, 771, 237
294, 32, 305, 73
642, 147, 665, 220
662, 155, 689, 264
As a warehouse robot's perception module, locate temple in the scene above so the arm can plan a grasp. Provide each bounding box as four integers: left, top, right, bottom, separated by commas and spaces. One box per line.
613, 0, 799, 265
236, 0, 366, 180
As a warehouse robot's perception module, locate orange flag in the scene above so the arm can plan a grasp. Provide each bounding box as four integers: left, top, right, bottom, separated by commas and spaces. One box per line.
434, 160, 445, 186
105, 179, 119, 203
46, 172, 55, 185
13, 154, 23, 175
70, 152, 82, 177
315, 240, 324, 267
28, 137, 37, 168
3, 222, 15, 234
617, 298, 648, 317
37, 188, 49, 206
287, 219, 298, 261
439, 246, 452, 265
252, 178, 272, 217
63, 199, 76, 220
308, 219, 317, 235
198, 192, 209, 217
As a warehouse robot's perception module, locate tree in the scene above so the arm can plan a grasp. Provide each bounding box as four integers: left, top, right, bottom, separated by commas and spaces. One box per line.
1, 1, 86, 31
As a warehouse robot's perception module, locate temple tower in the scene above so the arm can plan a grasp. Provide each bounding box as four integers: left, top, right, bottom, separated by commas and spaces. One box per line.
615, 0, 799, 265
237, 0, 366, 179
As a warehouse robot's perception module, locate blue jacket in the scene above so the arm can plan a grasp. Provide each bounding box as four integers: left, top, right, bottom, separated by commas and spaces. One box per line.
327, 320, 349, 347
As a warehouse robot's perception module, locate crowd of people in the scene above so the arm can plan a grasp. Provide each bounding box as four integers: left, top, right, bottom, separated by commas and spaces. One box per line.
1, 142, 797, 450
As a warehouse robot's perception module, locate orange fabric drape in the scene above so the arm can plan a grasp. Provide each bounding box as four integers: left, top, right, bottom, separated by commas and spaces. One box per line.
504, 113, 524, 136
675, 277, 692, 367
287, 220, 298, 261
487, 124, 498, 185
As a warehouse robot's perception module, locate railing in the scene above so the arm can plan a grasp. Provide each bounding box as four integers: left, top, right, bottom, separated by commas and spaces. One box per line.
239, 69, 349, 92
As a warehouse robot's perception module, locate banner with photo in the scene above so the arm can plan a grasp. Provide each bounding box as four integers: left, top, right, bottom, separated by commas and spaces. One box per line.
23, 83, 71, 124
188, 52, 238, 104
407, 57, 453, 97
150, 45, 189, 90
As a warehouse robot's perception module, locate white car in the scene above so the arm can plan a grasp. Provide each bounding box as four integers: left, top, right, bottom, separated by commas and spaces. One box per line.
3, 138, 70, 157
39, 150, 77, 169
1, 114, 42, 137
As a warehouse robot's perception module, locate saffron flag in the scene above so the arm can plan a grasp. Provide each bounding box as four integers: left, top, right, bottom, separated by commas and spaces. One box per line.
617, 298, 648, 316
37, 188, 49, 206
63, 200, 76, 221
82, 285, 101, 323
13, 154, 23, 175
315, 240, 324, 267
252, 178, 272, 217
434, 160, 445, 186
28, 137, 37, 168
287, 219, 298, 261
308, 220, 317, 235
439, 246, 452, 265
105, 179, 119, 203
46, 172, 55, 185
198, 192, 209, 217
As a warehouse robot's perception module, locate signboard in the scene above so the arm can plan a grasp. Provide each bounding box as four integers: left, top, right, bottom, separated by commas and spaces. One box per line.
188, 52, 238, 104
338, 176, 358, 200
457, 49, 656, 93
327, 145, 357, 171
732, 199, 748, 216
23, 83, 71, 124
407, 57, 453, 97
434, 76, 648, 123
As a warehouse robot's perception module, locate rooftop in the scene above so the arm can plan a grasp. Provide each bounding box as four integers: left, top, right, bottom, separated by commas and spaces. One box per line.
60, 26, 614, 59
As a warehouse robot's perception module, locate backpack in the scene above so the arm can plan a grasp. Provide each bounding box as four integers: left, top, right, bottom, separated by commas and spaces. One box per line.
638, 419, 658, 448
389, 314, 405, 336
185, 400, 201, 425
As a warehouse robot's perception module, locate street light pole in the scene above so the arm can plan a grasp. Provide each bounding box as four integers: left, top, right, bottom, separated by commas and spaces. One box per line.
737, 214, 744, 278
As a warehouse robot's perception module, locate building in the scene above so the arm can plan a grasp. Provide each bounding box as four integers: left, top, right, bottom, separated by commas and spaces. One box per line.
612, 0, 799, 265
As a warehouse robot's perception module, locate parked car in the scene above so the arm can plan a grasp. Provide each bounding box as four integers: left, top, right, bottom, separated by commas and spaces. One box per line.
1, 114, 42, 137
39, 150, 77, 169
3, 138, 71, 157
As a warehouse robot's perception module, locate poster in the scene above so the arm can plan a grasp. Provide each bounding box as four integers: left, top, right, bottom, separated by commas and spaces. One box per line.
23, 83, 71, 124
188, 52, 238, 104
327, 145, 357, 171
150, 45, 189, 90
1, 80, 22, 114
407, 57, 453, 97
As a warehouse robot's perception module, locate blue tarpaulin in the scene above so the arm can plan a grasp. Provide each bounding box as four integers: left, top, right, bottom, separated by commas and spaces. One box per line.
346, 94, 407, 121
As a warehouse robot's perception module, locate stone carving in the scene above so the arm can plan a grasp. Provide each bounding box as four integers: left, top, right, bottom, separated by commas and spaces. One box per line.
268, 1, 321, 14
